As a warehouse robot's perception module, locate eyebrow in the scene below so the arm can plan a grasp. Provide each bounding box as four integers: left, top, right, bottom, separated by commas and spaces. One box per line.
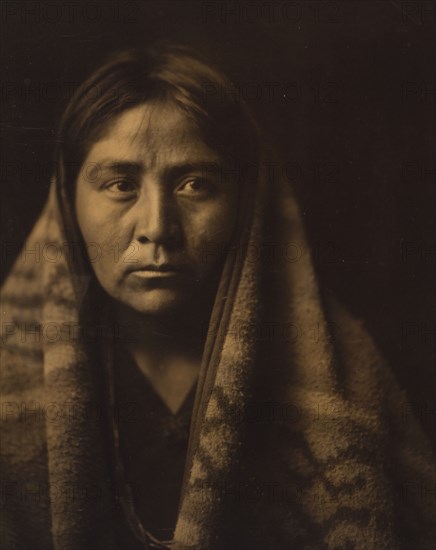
98, 161, 143, 176
96, 160, 225, 180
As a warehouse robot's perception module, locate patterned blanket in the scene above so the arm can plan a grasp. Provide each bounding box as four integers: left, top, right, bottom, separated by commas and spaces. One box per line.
1, 161, 434, 549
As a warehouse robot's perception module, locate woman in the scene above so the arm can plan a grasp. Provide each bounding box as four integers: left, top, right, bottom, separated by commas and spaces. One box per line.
1, 45, 434, 550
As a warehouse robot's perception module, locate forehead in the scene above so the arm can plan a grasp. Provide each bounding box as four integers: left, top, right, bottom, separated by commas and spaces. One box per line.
84, 102, 221, 166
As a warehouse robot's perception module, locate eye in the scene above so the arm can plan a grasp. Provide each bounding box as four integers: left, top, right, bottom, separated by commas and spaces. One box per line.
178, 177, 213, 196
104, 179, 138, 198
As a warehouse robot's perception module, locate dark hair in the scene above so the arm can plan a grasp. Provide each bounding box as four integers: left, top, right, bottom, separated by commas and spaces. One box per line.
55, 44, 260, 199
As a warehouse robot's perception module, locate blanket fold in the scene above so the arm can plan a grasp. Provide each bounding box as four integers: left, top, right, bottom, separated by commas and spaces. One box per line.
1, 155, 435, 549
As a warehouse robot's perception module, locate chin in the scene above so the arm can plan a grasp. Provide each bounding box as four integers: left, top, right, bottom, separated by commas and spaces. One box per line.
122, 289, 191, 316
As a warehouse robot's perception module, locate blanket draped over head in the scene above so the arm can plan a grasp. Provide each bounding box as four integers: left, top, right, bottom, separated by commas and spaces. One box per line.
1, 150, 435, 550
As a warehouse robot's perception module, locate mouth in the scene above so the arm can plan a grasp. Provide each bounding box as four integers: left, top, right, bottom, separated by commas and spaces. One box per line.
128, 264, 190, 279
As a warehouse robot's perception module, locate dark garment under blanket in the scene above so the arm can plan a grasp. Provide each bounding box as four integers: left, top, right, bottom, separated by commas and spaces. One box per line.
113, 343, 196, 543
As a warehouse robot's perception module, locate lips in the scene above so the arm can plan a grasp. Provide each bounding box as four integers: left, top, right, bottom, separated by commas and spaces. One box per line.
126, 263, 191, 279
129, 263, 188, 272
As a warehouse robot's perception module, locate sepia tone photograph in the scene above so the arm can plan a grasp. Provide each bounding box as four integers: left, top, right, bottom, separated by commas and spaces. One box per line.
1, 1, 435, 549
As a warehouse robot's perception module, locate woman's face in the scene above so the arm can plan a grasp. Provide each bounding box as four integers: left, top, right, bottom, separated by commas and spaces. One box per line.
75, 102, 239, 315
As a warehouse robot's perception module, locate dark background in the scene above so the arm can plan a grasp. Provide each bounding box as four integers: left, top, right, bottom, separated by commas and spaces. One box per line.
1, 0, 435, 445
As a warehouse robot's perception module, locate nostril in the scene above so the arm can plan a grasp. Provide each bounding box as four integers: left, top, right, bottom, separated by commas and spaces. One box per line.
137, 235, 148, 244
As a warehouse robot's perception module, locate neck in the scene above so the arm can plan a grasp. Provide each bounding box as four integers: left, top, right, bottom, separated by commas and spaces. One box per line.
112, 298, 214, 356
111, 299, 213, 413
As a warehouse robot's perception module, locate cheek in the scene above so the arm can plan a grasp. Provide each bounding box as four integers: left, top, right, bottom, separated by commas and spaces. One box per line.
184, 198, 238, 255
75, 193, 131, 269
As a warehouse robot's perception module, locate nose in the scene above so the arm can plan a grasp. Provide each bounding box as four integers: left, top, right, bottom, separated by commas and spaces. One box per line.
133, 185, 182, 246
